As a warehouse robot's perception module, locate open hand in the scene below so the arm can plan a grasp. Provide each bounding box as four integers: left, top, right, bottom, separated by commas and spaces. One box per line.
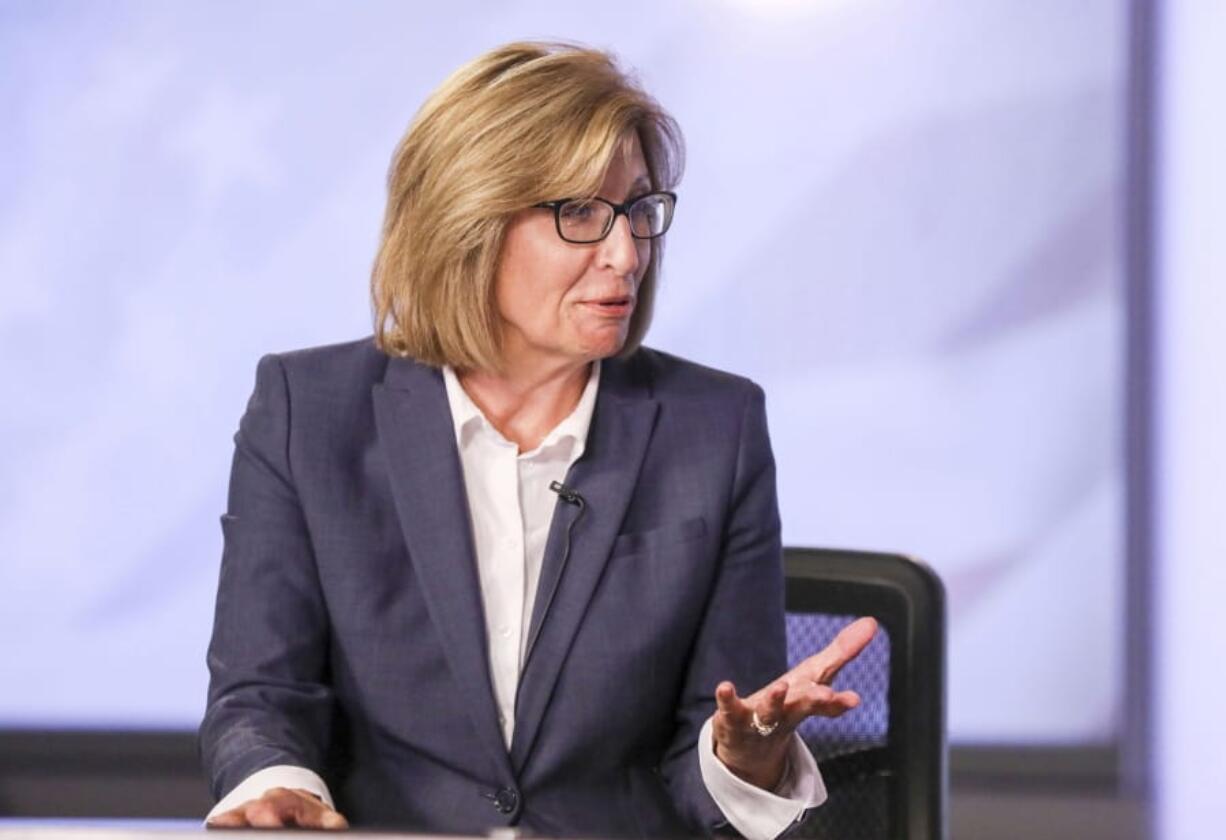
711, 616, 878, 789
206, 787, 349, 830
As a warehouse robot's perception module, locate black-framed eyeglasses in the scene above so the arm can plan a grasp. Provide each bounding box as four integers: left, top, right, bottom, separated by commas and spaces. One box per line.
534, 190, 677, 244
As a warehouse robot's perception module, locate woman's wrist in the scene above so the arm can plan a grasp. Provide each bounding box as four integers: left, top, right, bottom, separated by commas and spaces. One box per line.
713, 737, 790, 791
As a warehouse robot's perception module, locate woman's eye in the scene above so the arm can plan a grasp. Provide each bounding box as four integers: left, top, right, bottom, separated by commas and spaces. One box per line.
561, 202, 596, 221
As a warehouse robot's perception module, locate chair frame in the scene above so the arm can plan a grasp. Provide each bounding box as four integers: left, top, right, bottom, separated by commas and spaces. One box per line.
785, 547, 948, 840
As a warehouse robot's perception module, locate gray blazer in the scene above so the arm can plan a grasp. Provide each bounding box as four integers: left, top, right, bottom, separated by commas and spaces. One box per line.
200, 338, 787, 836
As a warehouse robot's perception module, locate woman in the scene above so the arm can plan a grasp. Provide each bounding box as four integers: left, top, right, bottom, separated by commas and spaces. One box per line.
201, 41, 875, 838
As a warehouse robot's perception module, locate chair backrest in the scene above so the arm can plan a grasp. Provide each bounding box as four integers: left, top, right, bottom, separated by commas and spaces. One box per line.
784, 547, 947, 840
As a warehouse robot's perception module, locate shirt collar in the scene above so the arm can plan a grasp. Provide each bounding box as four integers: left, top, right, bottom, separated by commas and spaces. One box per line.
441, 361, 601, 459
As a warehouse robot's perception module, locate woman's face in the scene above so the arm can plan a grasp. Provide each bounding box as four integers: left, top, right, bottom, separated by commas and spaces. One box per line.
494, 133, 653, 371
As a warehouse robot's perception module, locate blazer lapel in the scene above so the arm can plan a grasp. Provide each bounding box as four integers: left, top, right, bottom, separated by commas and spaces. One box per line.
511, 356, 659, 772
372, 357, 513, 782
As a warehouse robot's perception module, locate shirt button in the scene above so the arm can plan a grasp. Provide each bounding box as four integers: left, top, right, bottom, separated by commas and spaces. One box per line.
498, 626, 512, 638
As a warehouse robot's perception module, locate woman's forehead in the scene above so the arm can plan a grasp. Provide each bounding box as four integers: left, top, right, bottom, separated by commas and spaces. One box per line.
603, 134, 650, 184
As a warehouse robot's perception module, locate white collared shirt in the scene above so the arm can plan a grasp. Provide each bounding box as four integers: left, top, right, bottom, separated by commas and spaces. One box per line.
208, 360, 824, 838
441, 360, 601, 746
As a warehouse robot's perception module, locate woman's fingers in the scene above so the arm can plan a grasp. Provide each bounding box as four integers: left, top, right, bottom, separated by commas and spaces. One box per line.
207, 787, 349, 830
836, 689, 861, 710
714, 681, 752, 728
245, 796, 291, 828
795, 682, 862, 717
800, 616, 878, 684
711, 680, 792, 790
719, 679, 795, 734
755, 680, 789, 732
320, 809, 350, 830
713, 616, 878, 747
835, 616, 878, 659
205, 808, 246, 828
277, 787, 348, 830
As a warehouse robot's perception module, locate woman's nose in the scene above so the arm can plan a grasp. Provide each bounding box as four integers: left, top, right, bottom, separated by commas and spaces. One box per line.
597, 214, 641, 277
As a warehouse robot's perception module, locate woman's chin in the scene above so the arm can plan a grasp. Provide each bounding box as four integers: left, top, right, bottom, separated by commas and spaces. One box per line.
582, 331, 629, 359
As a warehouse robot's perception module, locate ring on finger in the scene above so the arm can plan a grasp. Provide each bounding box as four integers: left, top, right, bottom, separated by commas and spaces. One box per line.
750, 710, 779, 737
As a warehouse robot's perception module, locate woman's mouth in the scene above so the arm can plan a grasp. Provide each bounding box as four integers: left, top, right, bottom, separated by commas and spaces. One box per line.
583, 296, 635, 317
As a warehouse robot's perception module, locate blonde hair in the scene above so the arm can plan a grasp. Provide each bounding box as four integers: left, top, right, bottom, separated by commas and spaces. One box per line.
371, 41, 684, 371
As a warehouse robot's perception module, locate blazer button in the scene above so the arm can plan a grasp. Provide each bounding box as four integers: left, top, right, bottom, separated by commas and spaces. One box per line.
493, 786, 519, 814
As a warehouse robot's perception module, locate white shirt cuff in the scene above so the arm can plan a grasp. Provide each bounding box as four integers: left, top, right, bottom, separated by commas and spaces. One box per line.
205, 764, 334, 824
697, 716, 827, 840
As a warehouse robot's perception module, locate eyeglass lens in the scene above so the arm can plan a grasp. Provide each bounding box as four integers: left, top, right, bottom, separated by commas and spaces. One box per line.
557, 193, 673, 243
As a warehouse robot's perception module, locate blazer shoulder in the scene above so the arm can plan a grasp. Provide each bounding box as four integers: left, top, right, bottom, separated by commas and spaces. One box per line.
264, 336, 389, 396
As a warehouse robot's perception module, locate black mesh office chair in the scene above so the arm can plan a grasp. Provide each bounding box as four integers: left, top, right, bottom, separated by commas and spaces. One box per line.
784, 547, 947, 840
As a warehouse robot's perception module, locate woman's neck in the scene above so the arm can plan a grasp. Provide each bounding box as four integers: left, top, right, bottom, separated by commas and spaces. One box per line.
457, 357, 592, 453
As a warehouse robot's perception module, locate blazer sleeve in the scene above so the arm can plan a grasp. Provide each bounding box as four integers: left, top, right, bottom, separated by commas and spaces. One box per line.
198, 353, 335, 802
658, 382, 791, 835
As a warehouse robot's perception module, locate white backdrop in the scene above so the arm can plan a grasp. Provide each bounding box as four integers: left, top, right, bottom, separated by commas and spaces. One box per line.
0, 0, 1126, 743
1155, 1, 1226, 836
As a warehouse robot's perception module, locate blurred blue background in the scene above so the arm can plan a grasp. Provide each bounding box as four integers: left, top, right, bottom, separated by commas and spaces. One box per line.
0, 0, 1127, 747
